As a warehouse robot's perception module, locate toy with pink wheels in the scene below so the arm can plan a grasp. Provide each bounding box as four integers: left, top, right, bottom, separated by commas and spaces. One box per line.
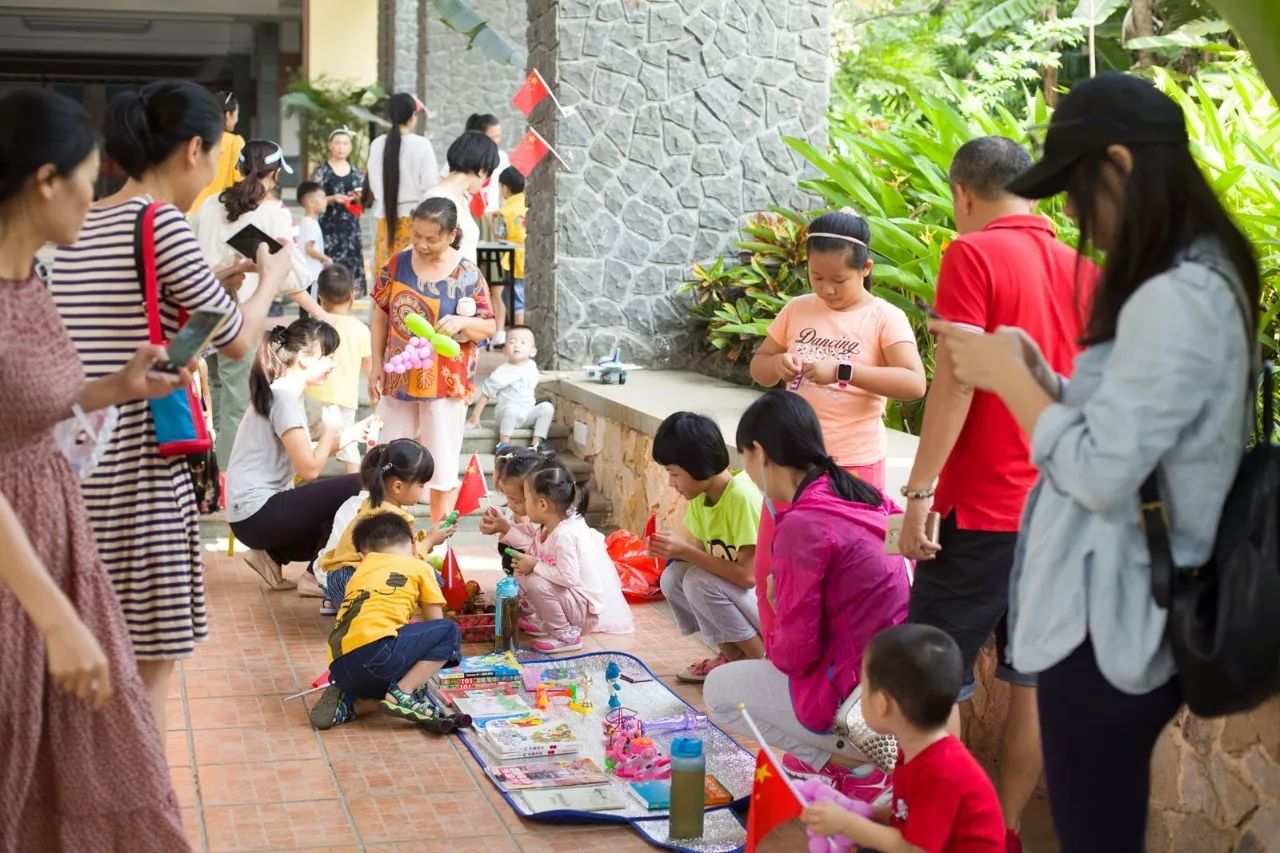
796, 777, 874, 852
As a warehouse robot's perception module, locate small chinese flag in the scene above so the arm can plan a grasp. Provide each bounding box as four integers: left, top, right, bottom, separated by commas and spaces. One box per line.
746, 749, 804, 851
440, 546, 469, 611
512, 70, 550, 118
509, 129, 551, 177
754, 498, 777, 642
454, 452, 489, 516
642, 513, 663, 576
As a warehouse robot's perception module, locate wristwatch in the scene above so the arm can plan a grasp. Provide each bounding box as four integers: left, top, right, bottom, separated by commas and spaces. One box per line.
836, 362, 853, 390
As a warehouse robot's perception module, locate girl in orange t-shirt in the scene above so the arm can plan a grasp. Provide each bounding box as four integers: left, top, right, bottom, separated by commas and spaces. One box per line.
749, 209, 926, 489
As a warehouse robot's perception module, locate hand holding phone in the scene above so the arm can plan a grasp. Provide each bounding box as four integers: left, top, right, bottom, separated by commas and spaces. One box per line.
226, 223, 283, 260
150, 307, 231, 377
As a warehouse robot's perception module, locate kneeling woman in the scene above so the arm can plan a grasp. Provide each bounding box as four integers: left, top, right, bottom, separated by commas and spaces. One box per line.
704, 391, 909, 803
227, 318, 363, 588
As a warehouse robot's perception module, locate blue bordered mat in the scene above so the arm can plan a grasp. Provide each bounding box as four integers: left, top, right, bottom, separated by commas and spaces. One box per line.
449, 651, 751, 853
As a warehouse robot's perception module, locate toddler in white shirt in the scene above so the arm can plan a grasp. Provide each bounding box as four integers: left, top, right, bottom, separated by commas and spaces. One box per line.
466, 326, 554, 449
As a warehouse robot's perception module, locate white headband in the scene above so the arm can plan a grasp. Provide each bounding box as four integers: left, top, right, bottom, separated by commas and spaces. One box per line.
808, 232, 867, 248
239, 142, 294, 174
328, 127, 355, 140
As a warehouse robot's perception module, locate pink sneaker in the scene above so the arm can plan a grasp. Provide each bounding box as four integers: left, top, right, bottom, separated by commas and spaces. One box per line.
531, 630, 582, 654
676, 653, 730, 684
781, 754, 892, 806
519, 616, 546, 637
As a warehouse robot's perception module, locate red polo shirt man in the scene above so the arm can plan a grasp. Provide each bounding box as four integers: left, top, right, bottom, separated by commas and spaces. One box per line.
897, 137, 1095, 852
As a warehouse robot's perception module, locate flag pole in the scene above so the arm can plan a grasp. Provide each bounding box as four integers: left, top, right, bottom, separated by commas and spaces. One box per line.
534, 69, 575, 117
283, 682, 331, 702
530, 128, 572, 172
738, 703, 805, 801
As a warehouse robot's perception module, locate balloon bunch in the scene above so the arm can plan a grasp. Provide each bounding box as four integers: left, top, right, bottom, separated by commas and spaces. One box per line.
384, 337, 436, 374
405, 314, 462, 359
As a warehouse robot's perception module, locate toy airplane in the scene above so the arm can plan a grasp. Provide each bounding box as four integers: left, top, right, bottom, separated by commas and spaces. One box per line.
582, 348, 643, 385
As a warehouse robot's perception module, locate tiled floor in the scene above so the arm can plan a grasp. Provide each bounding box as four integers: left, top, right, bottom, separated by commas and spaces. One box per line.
175, 533, 1058, 852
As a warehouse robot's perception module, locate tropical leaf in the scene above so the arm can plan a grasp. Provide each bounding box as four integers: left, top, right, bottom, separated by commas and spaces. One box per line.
431, 0, 526, 68
1071, 0, 1127, 25
971, 0, 1054, 40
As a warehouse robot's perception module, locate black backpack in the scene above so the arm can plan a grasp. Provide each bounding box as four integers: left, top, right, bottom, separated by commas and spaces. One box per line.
1141, 275, 1280, 717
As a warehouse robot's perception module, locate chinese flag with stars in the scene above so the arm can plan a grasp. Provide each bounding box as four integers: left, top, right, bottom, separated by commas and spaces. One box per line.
454, 453, 488, 516
746, 748, 803, 852
509, 129, 551, 177
440, 546, 469, 611
512, 70, 550, 118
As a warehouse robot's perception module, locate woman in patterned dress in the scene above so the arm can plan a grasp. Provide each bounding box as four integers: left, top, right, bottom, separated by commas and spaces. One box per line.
0, 88, 190, 851
50, 80, 295, 736
313, 127, 366, 291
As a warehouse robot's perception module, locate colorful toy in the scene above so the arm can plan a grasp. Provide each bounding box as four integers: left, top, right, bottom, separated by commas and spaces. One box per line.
644, 711, 708, 734
605, 660, 622, 710
602, 710, 670, 780
364, 415, 383, 447
582, 347, 642, 385
796, 777, 874, 853
404, 312, 462, 359
439, 510, 459, 529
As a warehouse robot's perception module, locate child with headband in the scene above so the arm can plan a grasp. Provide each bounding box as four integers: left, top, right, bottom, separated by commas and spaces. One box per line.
748, 208, 926, 489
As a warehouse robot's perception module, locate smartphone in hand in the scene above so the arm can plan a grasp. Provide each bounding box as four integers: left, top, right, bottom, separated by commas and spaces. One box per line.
151, 307, 232, 377
226, 223, 283, 260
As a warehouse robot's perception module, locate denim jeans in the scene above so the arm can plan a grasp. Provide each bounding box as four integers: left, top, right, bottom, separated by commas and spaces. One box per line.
329, 619, 462, 700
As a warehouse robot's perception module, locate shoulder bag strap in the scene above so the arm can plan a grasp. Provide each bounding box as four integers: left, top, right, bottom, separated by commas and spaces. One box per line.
132, 201, 164, 345
1144, 262, 1265, 609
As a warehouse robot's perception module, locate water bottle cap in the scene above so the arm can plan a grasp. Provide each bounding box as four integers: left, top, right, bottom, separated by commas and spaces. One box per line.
670, 737, 703, 758
496, 576, 519, 595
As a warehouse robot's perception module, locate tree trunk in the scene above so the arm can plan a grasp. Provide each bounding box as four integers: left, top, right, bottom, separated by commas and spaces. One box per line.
1131, 0, 1158, 67
1042, 3, 1059, 106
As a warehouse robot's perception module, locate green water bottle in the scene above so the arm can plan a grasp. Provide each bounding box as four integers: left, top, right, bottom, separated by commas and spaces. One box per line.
668, 737, 705, 839
494, 575, 519, 653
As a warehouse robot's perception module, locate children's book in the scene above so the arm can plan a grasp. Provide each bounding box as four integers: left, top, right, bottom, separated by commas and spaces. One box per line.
478, 715, 580, 759
434, 651, 522, 687
490, 758, 609, 790
627, 775, 733, 811
520, 785, 624, 812
453, 692, 533, 723
431, 682, 517, 710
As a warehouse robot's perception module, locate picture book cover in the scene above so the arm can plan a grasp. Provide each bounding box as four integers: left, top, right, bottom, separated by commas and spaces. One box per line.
435, 651, 522, 683
432, 683, 517, 710
703, 774, 733, 807
491, 758, 609, 790
521, 785, 624, 813
478, 715, 580, 759
628, 780, 670, 811
453, 692, 533, 721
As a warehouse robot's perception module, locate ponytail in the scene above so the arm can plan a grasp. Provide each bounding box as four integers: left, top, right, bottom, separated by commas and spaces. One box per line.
103, 81, 221, 180
527, 459, 590, 519
248, 317, 339, 418
735, 390, 881, 508
360, 438, 434, 507
382, 92, 418, 254
220, 138, 282, 223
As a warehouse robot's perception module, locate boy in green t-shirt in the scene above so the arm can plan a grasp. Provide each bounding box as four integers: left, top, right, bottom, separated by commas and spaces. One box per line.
650, 412, 764, 684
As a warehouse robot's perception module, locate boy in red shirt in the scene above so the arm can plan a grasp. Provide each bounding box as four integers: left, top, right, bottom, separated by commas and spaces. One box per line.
802, 625, 1004, 852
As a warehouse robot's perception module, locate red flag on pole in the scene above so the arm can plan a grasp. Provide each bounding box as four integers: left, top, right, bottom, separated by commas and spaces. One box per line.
469, 184, 487, 219
454, 453, 489, 516
512, 70, 551, 117
754, 498, 778, 641
746, 748, 805, 851
440, 546, 469, 611
509, 128, 551, 177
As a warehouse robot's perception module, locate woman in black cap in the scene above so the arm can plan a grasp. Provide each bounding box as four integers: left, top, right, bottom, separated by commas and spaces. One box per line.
931, 73, 1259, 851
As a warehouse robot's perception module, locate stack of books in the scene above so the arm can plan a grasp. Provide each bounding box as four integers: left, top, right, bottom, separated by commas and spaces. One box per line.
432, 651, 522, 690
477, 714, 581, 759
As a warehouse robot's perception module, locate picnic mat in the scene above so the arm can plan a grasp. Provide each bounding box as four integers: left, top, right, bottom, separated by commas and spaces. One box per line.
451, 651, 755, 853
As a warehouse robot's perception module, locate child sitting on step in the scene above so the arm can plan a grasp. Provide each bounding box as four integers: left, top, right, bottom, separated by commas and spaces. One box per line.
310, 513, 466, 732
317, 438, 456, 615
802, 624, 1004, 852
480, 445, 554, 574
508, 459, 633, 653
465, 326, 554, 451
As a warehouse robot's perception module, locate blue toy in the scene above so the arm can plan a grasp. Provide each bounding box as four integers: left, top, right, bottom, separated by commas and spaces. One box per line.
605, 660, 622, 710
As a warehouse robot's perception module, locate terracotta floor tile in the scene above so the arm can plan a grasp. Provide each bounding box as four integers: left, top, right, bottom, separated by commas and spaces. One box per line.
330, 752, 476, 798
346, 790, 498, 843
187, 695, 309, 730
203, 800, 357, 850
193, 725, 324, 766
165, 696, 188, 731
182, 665, 302, 699
316, 720, 459, 760
513, 826, 656, 852
170, 765, 197, 808
167, 729, 192, 767
180, 806, 204, 852
395, 838, 520, 852
478, 787, 602, 838
198, 758, 339, 806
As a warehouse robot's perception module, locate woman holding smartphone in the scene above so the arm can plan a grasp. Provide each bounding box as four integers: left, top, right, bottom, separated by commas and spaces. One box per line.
51, 80, 294, 739
312, 127, 367, 292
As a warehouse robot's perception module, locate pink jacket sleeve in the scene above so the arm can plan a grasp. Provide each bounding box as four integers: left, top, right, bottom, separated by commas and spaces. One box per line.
765, 525, 829, 677
500, 520, 539, 551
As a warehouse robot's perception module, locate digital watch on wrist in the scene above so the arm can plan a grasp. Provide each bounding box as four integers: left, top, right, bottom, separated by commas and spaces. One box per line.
836, 362, 853, 390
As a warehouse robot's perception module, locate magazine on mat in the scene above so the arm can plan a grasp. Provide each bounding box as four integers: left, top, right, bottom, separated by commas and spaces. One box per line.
490, 758, 609, 790
453, 691, 534, 723
520, 785, 624, 812
431, 682, 517, 710
477, 715, 580, 759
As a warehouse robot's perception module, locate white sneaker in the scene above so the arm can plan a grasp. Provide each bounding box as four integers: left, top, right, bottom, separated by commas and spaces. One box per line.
244, 549, 295, 591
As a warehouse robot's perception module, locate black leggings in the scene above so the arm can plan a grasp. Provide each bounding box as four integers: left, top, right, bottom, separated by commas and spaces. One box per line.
231, 474, 361, 566
1037, 638, 1181, 853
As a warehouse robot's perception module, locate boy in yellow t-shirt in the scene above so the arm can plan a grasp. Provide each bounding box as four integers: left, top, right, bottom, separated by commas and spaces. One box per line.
306, 264, 372, 473
310, 513, 464, 732
497, 167, 527, 325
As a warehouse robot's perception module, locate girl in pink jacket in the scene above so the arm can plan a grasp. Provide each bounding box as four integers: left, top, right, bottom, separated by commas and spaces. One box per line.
704, 390, 909, 804
509, 461, 634, 653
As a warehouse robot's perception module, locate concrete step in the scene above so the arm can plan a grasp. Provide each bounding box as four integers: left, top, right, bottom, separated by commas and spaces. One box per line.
461, 422, 569, 454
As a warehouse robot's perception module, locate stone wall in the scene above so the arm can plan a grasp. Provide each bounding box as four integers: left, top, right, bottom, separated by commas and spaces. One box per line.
389, 0, 424, 95
424, 0, 528, 161
964, 647, 1280, 852
525, 0, 832, 369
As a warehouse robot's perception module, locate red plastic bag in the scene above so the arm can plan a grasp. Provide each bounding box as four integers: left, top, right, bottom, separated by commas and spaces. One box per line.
606, 529, 665, 602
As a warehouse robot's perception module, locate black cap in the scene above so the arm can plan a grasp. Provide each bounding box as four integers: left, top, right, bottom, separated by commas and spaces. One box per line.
1007, 73, 1189, 199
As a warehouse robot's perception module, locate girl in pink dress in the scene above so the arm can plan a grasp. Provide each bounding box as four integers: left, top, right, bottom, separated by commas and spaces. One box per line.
509, 461, 634, 653
0, 89, 190, 850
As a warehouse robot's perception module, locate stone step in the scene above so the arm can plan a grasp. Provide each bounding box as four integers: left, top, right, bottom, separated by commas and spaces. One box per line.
461, 422, 569, 453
